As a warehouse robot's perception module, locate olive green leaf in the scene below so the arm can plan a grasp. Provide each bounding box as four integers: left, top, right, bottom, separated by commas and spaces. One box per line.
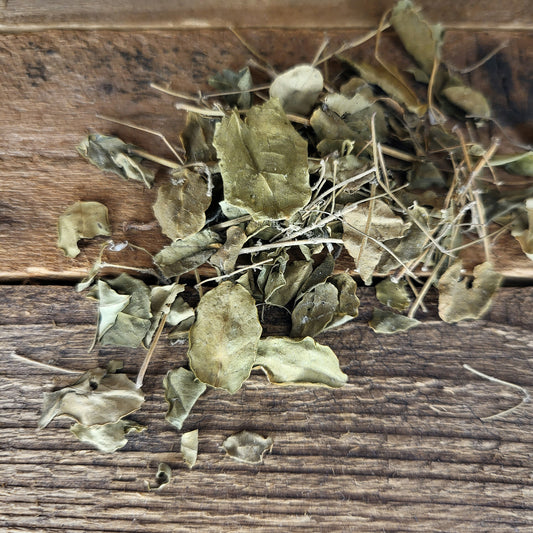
297, 253, 335, 297
70, 419, 145, 453
188, 281, 262, 393
343, 199, 408, 284
180, 112, 217, 162
146, 282, 185, 346
148, 463, 172, 491
265, 259, 314, 308
490, 152, 533, 177
438, 260, 503, 323
390, 0, 444, 76
369, 308, 419, 334
291, 282, 338, 338
269, 64, 323, 115
327, 273, 360, 329
89, 275, 152, 348
39, 365, 144, 429
163, 367, 207, 431
511, 198, 533, 260
209, 67, 253, 109
441, 82, 491, 118
77, 134, 154, 187
167, 299, 196, 342
209, 225, 248, 274
255, 336, 348, 388
213, 98, 311, 222
154, 228, 222, 278
375, 278, 411, 311
153, 169, 211, 241
181, 429, 199, 468
222, 430, 273, 464
57, 201, 111, 258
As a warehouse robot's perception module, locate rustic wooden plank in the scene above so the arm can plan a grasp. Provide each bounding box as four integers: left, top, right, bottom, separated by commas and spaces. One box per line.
1, 29, 532, 281
1, 285, 532, 531
1, 0, 532, 31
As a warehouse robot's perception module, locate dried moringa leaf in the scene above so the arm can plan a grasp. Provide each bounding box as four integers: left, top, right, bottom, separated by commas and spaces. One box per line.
375, 278, 411, 311
369, 307, 420, 334
269, 64, 323, 115
39, 365, 144, 429
323, 91, 374, 116
265, 259, 314, 308
77, 133, 154, 187
181, 429, 199, 468
490, 151, 533, 177
181, 112, 217, 162
70, 419, 145, 453
222, 430, 273, 464
209, 66, 253, 109
511, 198, 533, 260
146, 282, 185, 346
154, 228, 222, 278
209, 225, 248, 274
390, 0, 444, 76
255, 336, 348, 388
326, 273, 360, 329
153, 169, 211, 241
438, 260, 503, 323
213, 98, 311, 222
57, 201, 111, 258
163, 367, 207, 431
188, 281, 262, 393
441, 82, 491, 119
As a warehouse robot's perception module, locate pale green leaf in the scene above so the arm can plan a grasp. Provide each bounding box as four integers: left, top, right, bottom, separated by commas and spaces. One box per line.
146, 282, 185, 346
490, 152, 533, 177
209, 225, 248, 274
188, 281, 262, 393
57, 201, 111, 258
181, 429, 199, 468
375, 278, 411, 311
441, 83, 491, 119
222, 430, 273, 464
70, 419, 145, 453
369, 308, 419, 334
255, 336, 348, 388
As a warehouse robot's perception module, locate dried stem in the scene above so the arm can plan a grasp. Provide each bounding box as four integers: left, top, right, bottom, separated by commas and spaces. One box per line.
136, 313, 168, 389
10, 351, 81, 374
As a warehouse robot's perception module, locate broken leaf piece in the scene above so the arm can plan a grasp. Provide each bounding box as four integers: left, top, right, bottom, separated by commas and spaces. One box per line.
511, 198, 533, 260
369, 308, 419, 334
327, 273, 360, 329
438, 260, 503, 323
57, 201, 111, 258
181, 112, 217, 162
181, 429, 199, 468
39, 365, 144, 429
209, 67, 253, 109
490, 151, 533, 177
70, 419, 145, 453
188, 281, 262, 393
163, 367, 206, 430
146, 282, 185, 346
222, 430, 273, 464
149, 463, 172, 491
255, 336, 348, 388
209, 225, 248, 274
375, 278, 411, 311
153, 169, 211, 241
213, 98, 311, 222
154, 228, 222, 278
441, 83, 491, 118
77, 134, 154, 187
269, 64, 323, 115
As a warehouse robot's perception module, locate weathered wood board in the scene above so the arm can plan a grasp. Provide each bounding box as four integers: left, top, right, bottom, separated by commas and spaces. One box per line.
2, 285, 533, 531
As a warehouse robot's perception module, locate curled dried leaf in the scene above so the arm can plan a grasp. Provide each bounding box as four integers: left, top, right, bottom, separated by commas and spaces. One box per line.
181, 429, 199, 468
70, 419, 145, 453
149, 463, 172, 491
222, 430, 273, 464
57, 201, 111, 258
369, 308, 419, 334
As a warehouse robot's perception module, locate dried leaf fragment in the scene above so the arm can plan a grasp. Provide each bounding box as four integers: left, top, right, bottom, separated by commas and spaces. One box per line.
188, 281, 262, 393
39, 365, 144, 429
181, 429, 199, 468
209, 67, 253, 109
375, 278, 411, 311
70, 419, 145, 453
511, 198, 533, 260
57, 201, 111, 258
149, 463, 172, 491
438, 260, 503, 323
213, 98, 311, 222
163, 367, 207, 430
255, 336, 348, 388
369, 308, 419, 334
222, 430, 273, 464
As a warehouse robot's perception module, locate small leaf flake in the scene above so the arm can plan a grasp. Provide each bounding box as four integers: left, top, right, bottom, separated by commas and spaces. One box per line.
222, 430, 273, 464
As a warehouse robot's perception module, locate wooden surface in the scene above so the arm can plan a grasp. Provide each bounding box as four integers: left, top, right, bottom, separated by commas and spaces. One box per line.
1, 3, 533, 531
2, 286, 533, 531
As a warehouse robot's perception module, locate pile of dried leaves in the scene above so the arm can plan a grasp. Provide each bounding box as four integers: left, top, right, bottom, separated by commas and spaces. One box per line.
43, 1, 532, 466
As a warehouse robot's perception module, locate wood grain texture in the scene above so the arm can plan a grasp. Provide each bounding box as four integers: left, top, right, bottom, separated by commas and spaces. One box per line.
0, 29, 532, 280
1, 0, 532, 31
2, 285, 533, 531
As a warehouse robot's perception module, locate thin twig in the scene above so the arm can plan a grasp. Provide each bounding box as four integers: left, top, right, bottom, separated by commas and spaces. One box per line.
10, 351, 81, 374
136, 313, 168, 389
195, 258, 275, 288
455, 40, 509, 74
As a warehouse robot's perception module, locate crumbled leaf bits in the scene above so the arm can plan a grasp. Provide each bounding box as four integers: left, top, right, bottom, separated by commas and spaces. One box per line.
88, 274, 152, 348
222, 430, 273, 464
213, 98, 311, 222
255, 336, 348, 388
369, 308, 419, 334
188, 281, 262, 393
58, 201, 111, 258
181, 429, 199, 468
163, 367, 207, 431
209, 67, 253, 109
153, 168, 211, 241
77, 133, 154, 187
70, 419, 145, 453
39, 363, 144, 429
438, 261, 504, 323
149, 463, 172, 491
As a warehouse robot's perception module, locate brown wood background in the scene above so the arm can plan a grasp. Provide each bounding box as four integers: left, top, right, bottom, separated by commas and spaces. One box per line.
1, 1, 533, 531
